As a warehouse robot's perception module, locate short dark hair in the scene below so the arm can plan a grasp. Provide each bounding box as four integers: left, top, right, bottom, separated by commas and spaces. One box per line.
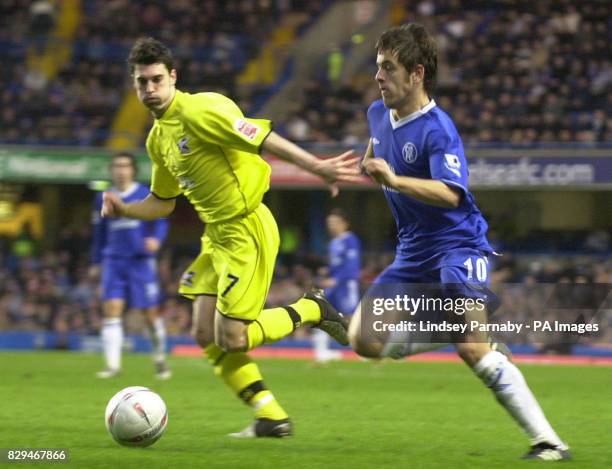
111, 151, 138, 176
376, 23, 437, 95
127, 37, 174, 74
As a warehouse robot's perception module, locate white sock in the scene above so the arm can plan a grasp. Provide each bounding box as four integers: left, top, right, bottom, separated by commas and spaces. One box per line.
313, 328, 330, 361
101, 318, 123, 371
473, 351, 567, 448
149, 317, 167, 363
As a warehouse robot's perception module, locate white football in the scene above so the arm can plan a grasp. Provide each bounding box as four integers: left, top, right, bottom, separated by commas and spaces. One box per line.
105, 386, 168, 447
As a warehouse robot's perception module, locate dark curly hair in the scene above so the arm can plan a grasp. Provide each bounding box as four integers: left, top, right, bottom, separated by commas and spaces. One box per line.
127, 37, 174, 74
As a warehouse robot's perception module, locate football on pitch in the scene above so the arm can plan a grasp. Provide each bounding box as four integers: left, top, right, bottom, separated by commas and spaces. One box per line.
105, 386, 168, 447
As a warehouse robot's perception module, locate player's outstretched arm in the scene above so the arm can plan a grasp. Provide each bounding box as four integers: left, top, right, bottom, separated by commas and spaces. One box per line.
101, 192, 175, 220
363, 158, 461, 208
262, 131, 362, 197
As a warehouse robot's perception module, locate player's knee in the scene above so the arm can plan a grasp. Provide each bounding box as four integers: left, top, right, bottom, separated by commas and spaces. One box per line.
144, 307, 158, 324
349, 329, 382, 358
191, 328, 213, 349
353, 341, 383, 358
215, 333, 248, 353
214, 313, 249, 353
348, 312, 382, 358
103, 300, 124, 318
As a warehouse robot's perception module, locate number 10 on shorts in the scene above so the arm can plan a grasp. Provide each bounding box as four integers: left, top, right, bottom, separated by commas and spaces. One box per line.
463, 257, 488, 282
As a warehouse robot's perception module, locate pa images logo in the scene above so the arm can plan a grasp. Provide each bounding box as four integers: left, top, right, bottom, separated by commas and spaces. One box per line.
402, 142, 418, 163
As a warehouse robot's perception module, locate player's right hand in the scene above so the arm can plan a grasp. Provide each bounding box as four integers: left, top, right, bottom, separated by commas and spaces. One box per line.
314, 150, 363, 197
101, 191, 125, 218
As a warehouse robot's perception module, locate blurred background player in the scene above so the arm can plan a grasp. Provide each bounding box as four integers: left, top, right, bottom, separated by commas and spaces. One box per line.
350, 24, 569, 460
314, 208, 361, 362
90, 152, 170, 379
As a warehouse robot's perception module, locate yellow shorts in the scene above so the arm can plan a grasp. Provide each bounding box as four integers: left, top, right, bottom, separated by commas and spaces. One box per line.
178, 203, 280, 321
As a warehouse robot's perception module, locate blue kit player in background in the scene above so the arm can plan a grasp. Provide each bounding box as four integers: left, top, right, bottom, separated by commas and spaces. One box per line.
314, 209, 361, 362
348, 24, 569, 460
91, 152, 171, 379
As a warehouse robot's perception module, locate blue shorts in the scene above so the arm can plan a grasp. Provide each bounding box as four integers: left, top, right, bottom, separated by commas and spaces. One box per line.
325, 279, 360, 315
101, 257, 161, 308
373, 247, 493, 301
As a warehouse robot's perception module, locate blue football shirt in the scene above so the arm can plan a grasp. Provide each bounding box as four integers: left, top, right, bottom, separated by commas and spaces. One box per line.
329, 232, 361, 282
366, 99, 492, 267
91, 183, 168, 263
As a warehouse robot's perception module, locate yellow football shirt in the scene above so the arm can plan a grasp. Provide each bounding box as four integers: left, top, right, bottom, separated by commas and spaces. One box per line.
146, 90, 273, 224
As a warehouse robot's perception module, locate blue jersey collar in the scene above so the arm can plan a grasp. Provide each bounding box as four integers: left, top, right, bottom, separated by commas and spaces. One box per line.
389, 99, 436, 130
113, 182, 140, 198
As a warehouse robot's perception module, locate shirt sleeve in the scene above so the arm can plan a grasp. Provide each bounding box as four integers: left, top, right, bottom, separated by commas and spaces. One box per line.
427, 127, 468, 196
186, 93, 272, 154
147, 139, 181, 200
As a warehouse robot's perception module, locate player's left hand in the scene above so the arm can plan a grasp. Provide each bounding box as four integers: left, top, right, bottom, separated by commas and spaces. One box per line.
314, 150, 363, 197
144, 237, 161, 253
362, 158, 397, 189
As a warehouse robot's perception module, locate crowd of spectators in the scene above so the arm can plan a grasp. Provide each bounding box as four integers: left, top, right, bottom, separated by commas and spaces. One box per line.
430, 0, 611, 145
290, 0, 611, 145
1, 227, 610, 352
282, 78, 375, 145
2, 1, 610, 148
0, 0, 327, 146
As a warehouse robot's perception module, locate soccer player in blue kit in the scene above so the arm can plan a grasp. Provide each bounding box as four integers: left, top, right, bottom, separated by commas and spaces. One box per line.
348, 24, 570, 460
314, 209, 361, 362
91, 152, 171, 379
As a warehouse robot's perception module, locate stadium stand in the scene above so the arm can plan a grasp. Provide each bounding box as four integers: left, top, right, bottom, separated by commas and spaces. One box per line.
287, 0, 611, 145
0, 0, 329, 146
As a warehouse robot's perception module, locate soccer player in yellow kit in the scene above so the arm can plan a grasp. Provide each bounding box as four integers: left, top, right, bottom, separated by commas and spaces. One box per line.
102, 38, 361, 437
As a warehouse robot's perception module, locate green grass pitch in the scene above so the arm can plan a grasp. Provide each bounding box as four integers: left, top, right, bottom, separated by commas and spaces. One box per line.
1, 351, 611, 468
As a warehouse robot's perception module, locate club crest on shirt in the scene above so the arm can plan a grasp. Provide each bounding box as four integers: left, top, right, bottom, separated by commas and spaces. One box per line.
402, 142, 418, 163
177, 137, 191, 154
234, 119, 260, 140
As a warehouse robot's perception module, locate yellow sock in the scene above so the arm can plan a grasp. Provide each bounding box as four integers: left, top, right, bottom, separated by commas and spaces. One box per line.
291, 297, 321, 324
246, 298, 321, 350
203, 344, 288, 420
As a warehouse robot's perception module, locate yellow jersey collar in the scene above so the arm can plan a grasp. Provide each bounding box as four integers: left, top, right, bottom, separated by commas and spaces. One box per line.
157, 89, 182, 121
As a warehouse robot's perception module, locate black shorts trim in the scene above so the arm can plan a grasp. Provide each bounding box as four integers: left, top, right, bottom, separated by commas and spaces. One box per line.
178, 292, 217, 301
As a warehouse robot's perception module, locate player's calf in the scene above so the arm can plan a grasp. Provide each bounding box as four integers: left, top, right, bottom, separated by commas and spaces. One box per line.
455, 341, 492, 368
192, 327, 214, 348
